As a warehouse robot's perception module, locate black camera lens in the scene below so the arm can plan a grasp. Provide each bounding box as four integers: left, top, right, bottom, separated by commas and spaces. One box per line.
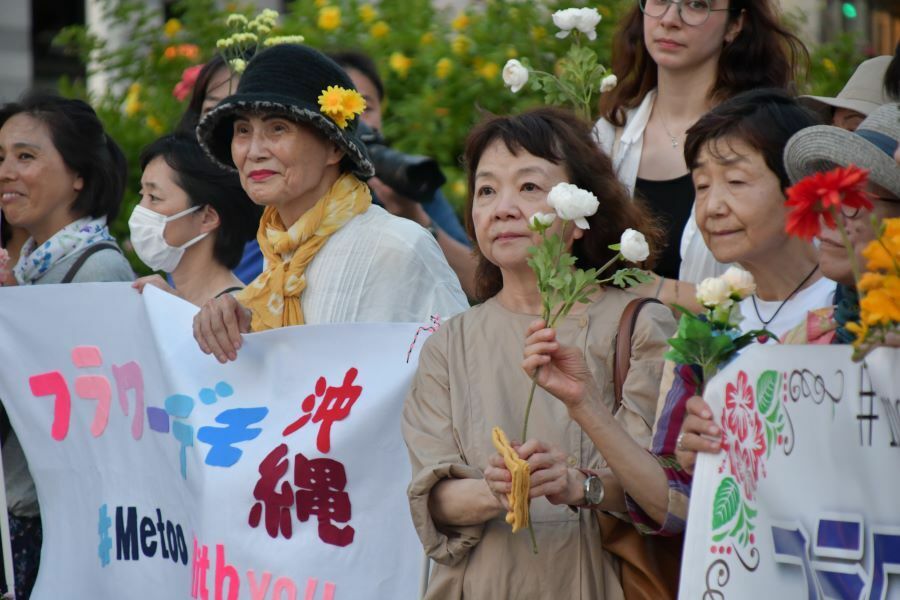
357, 122, 446, 203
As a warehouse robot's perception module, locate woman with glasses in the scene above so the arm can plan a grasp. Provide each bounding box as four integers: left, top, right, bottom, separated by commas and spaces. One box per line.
595, 0, 808, 307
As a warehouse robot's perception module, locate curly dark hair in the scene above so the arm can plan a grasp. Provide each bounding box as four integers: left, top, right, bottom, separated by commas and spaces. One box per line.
463, 107, 664, 301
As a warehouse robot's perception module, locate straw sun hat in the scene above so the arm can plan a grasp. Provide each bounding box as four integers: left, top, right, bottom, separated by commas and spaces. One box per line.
784, 102, 900, 198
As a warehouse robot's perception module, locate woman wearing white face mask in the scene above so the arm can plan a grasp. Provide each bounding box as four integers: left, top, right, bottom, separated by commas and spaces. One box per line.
131, 133, 259, 305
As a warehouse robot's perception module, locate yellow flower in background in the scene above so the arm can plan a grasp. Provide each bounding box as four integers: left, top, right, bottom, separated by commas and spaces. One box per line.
478, 62, 500, 80
318, 6, 341, 31
420, 32, 435, 46
315, 0, 327, 6
164, 18, 182, 38
358, 4, 377, 23
370, 21, 390, 39
146, 115, 165, 135
389, 52, 413, 78
451, 180, 466, 198
506, 46, 518, 59
598, 5, 611, 17
435, 58, 453, 79
452, 13, 470, 31
124, 83, 142, 117
822, 58, 838, 76
530, 26, 547, 42
451, 35, 472, 56
435, 107, 449, 117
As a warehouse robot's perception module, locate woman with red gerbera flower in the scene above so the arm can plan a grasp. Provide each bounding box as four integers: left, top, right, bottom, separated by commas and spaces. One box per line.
678, 103, 900, 493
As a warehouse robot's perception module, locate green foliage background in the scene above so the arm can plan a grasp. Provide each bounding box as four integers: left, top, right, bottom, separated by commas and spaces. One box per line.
52, 0, 854, 273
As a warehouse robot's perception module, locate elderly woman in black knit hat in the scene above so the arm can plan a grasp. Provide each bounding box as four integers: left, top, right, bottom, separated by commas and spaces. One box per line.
194, 44, 467, 362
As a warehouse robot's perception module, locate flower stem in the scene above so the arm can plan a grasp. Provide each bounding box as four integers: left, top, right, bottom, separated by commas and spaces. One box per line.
528, 517, 538, 554
522, 376, 539, 441
833, 209, 862, 287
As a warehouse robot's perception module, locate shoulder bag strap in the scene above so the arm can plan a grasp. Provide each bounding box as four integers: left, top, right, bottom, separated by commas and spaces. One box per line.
613, 297, 662, 412
60, 242, 121, 284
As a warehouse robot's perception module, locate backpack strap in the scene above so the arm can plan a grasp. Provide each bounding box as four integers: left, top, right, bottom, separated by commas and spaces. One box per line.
61, 242, 121, 284
613, 297, 662, 412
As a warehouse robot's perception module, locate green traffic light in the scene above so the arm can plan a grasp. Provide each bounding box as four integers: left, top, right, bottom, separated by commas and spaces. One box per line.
842, 3, 858, 19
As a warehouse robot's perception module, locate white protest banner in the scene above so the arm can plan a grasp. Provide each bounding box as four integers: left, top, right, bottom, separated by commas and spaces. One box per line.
0, 283, 433, 599
679, 344, 900, 599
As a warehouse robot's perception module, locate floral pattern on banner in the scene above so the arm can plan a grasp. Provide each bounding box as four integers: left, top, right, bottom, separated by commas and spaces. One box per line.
710, 370, 790, 550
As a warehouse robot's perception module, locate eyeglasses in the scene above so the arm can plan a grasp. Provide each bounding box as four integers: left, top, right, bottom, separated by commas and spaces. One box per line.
639, 0, 734, 27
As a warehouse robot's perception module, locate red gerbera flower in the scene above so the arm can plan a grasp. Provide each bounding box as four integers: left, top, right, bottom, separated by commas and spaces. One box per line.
785, 165, 872, 241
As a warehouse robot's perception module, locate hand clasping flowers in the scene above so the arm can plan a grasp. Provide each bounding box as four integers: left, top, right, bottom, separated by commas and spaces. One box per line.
509, 182, 651, 553
666, 268, 772, 388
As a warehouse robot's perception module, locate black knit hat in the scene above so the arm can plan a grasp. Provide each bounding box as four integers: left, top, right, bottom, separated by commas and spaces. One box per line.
197, 44, 374, 178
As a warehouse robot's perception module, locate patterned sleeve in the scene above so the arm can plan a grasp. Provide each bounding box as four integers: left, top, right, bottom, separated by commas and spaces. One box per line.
625, 363, 701, 536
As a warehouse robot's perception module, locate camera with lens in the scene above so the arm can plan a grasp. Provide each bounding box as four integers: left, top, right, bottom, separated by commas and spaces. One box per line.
357, 122, 446, 203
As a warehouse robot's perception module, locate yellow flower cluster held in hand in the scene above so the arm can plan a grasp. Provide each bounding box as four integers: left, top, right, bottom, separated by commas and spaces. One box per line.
317, 86, 366, 129
848, 217, 900, 357
491, 427, 530, 533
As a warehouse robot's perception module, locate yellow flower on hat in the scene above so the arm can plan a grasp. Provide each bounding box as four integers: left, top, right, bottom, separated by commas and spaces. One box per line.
318, 86, 366, 129
370, 21, 390, 39
318, 6, 341, 31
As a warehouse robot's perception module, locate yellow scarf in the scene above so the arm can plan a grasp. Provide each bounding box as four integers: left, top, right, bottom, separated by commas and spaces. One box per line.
237, 173, 371, 331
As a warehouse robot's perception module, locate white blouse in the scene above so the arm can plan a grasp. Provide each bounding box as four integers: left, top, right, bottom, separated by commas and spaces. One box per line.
593, 90, 732, 285
300, 204, 469, 324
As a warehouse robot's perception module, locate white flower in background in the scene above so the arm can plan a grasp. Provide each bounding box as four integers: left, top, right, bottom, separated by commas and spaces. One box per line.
547, 182, 599, 230
600, 74, 618, 93
502, 59, 530, 93
552, 8, 602, 41
721, 267, 757, 300
620, 229, 650, 263
528, 211, 557, 231
696, 276, 733, 309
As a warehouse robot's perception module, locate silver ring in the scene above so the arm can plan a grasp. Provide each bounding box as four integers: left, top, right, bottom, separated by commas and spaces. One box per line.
676, 432, 686, 451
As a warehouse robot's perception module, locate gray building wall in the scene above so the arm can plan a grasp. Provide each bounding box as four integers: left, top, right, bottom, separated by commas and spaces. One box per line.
0, 0, 33, 102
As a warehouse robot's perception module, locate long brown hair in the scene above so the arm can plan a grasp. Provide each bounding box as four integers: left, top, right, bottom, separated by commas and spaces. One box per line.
600, 0, 809, 127
462, 107, 664, 301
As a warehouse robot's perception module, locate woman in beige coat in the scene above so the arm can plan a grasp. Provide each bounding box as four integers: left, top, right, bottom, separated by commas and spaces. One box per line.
402, 108, 676, 599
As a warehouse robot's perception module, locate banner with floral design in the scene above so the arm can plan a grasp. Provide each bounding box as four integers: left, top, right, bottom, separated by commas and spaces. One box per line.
679, 345, 900, 599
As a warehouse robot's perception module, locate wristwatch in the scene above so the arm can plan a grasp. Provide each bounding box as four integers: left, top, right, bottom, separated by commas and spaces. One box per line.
582, 473, 605, 507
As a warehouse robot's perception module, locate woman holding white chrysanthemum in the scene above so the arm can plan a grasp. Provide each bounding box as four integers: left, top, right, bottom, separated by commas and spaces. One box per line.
402, 107, 675, 598
580, 90, 832, 540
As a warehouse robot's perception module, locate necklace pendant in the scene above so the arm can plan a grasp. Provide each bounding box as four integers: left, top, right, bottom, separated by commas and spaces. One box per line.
670, 137, 678, 148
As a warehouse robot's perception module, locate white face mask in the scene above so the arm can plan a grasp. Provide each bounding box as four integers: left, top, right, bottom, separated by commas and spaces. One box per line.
128, 204, 209, 273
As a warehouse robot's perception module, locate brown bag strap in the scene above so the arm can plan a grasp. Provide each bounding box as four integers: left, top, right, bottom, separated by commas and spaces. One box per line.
613, 297, 662, 412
